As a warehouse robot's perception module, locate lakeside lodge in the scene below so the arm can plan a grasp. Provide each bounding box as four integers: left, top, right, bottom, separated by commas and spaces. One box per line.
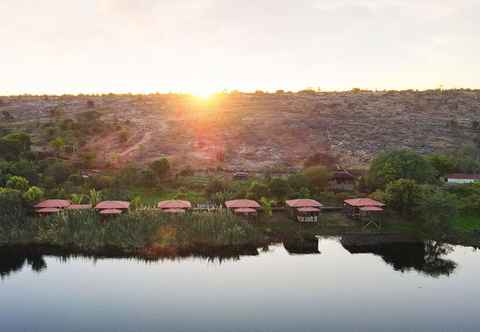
33, 196, 386, 227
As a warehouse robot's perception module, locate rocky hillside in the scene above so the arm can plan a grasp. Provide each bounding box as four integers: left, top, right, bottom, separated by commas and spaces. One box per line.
1, 90, 479, 171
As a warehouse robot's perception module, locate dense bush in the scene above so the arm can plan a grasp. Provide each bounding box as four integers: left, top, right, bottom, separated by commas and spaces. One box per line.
303, 166, 331, 193
0, 188, 24, 214
6, 176, 30, 191
0, 132, 32, 160
368, 150, 438, 189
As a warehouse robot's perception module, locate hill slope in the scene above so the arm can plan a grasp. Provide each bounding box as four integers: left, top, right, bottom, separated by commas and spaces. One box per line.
1, 90, 479, 171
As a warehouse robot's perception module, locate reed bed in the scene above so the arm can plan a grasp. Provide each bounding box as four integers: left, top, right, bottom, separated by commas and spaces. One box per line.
0, 209, 264, 253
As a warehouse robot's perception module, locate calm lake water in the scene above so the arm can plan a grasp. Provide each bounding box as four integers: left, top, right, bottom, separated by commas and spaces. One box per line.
1, 237, 479, 332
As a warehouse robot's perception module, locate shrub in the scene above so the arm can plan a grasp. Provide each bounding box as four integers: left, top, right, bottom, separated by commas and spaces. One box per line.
247, 181, 270, 200
0, 132, 32, 160
418, 188, 457, 234
118, 130, 129, 143
206, 178, 229, 198
268, 177, 291, 200
22, 186, 44, 203
6, 176, 30, 192
149, 158, 170, 179
303, 166, 331, 193
0, 188, 24, 214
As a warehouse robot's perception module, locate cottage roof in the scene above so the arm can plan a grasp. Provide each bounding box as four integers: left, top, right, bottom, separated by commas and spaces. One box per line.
286, 199, 322, 208
34, 199, 71, 209
344, 198, 385, 207
225, 199, 261, 209
95, 201, 130, 210
157, 200, 192, 209
447, 174, 480, 180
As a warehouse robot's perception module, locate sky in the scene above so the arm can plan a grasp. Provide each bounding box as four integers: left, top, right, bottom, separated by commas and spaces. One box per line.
1, 0, 479, 95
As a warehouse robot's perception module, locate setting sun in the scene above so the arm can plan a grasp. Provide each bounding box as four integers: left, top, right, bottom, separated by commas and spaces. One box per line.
189, 87, 217, 99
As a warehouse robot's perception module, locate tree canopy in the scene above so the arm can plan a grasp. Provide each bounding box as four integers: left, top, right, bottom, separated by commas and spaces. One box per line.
368, 150, 437, 189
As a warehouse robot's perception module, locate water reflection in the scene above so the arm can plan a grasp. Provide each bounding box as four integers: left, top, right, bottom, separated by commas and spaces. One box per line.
0, 236, 461, 279
283, 236, 320, 255
0, 245, 261, 278
0, 247, 47, 278
340, 235, 457, 277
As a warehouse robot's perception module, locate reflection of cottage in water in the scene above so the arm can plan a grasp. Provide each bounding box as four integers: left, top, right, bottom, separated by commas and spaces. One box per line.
340, 234, 457, 277
283, 236, 320, 255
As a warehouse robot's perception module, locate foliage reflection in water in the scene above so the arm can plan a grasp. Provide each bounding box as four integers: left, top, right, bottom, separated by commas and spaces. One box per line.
0, 236, 464, 279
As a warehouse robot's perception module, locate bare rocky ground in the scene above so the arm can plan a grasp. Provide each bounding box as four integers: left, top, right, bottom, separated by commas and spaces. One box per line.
1, 90, 479, 171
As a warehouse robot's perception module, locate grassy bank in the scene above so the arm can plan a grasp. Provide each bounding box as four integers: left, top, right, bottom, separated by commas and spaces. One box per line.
2, 208, 480, 257
0, 210, 264, 254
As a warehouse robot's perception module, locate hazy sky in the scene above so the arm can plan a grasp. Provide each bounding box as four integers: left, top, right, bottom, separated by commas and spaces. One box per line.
1, 0, 479, 95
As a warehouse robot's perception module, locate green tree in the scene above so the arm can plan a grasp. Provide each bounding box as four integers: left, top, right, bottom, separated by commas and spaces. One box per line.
22, 186, 44, 203
149, 158, 170, 179
8, 159, 39, 184
139, 169, 157, 187
269, 177, 291, 200
79, 151, 97, 168
260, 197, 273, 217
303, 166, 331, 192
385, 179, 424, 217
0, 132, 31, 160
426, 154, 456, 177
206, 178, 228, 198
49, 137, 65, 155
6, 176, 30, 191
368, 150, 437, 189
287, 173, 309, 192
418, 188, 457, 234
44, 161, 72, 185
247, 181, 270, 200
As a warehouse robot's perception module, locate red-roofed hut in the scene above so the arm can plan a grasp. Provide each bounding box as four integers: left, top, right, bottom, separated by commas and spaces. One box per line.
225, 199, 260, 218
95, 201, 130, 210
225, 199, 261, 209
344, 198, 385, 228
34, 199, 71, 209
95, 201, 129, 218
285, 199, 323, 222
157, 200, 192, 212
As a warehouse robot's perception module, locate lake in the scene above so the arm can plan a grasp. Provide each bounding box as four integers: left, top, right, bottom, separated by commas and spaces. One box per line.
1, 236, 479, 332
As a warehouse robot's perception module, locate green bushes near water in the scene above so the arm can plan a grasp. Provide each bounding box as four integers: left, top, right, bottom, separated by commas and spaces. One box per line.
0, 209, 264, 253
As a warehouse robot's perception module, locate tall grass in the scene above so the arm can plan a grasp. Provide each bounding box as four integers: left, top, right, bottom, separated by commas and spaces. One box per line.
0, 209, 264, 253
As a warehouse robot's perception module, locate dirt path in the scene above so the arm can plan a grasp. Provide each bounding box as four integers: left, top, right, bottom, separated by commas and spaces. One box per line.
118, 130, 153, 158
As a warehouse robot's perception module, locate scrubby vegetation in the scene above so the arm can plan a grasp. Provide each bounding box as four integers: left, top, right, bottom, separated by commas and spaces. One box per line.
0, 209, 264, 253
